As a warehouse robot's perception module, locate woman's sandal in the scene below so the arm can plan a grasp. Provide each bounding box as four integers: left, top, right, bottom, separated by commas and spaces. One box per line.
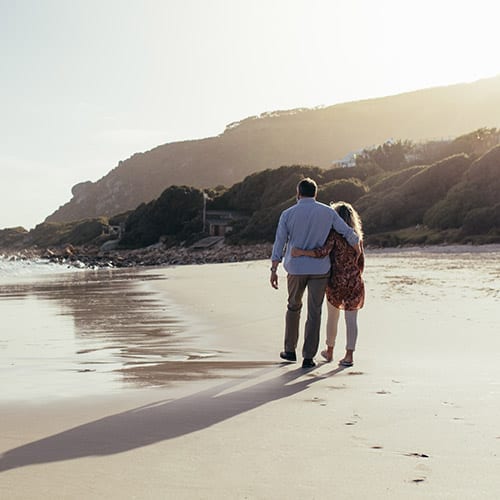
321, 350, 333, 362
339, 359, 353, 367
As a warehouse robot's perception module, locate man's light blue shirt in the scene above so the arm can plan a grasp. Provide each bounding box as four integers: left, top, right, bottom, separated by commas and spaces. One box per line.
271, 198, 359, 275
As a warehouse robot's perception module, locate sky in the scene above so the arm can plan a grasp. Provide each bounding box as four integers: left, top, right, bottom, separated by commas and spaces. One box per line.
2, 0, 500, 230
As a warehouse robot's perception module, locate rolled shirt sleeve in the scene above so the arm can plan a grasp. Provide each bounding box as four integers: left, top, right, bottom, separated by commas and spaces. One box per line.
271, 212, 288, 262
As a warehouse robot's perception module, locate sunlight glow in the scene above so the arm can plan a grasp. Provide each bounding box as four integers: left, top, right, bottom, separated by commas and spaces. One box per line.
1, 0, 499, 229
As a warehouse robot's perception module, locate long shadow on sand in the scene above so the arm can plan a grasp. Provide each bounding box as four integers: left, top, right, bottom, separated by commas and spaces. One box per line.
0, 364, 344, 472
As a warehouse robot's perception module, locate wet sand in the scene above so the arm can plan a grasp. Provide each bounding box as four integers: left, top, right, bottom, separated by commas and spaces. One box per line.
1, 247, 499, 498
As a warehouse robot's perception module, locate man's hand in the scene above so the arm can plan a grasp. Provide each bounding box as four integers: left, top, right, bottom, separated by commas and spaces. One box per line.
270, 270, 278, 289
270, 261, 279, 289
353, 242, 361, 258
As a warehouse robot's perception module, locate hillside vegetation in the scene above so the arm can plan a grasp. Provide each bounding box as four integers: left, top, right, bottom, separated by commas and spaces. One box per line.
2, 128, 499, 250
44, 75, 500, 225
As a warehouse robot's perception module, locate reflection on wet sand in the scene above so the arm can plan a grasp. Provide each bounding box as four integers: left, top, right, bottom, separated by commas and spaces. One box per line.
2, 246, 498, 399
0, 268, 267, 397
118, 360, 276, 387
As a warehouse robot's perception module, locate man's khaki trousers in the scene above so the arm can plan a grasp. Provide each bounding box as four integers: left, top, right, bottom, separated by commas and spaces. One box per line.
284, 272, 329, 359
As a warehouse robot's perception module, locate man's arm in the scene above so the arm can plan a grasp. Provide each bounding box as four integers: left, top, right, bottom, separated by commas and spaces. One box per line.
331, 210, 359, 247
270, 212, 288, 289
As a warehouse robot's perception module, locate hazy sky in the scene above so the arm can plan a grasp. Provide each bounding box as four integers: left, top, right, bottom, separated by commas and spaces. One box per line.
2, 0, 499, 230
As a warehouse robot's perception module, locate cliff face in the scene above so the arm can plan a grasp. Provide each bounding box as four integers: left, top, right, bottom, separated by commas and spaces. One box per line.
45, 75, 500, 223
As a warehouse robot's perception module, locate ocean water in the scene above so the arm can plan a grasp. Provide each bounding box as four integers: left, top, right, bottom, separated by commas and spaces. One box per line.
0, 254, 76, 279
0, 258, 194, 401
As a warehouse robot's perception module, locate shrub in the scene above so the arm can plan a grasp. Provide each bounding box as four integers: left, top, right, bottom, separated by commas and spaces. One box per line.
213, 165, 325, 212
317, 178, 368, 205
121, 186, 204, 248
424, 145, 500, 230
25, 218, 109, 247
357, 154, 470, 233
0, 227, 28, 248
462, 203, 500, 235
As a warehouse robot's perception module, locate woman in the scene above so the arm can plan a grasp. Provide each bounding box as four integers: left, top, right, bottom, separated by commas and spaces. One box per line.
292, 201, 365, 366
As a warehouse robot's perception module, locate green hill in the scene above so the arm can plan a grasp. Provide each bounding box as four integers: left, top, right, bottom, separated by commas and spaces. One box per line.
3, 128, 499, 250
424, 145, 500, 237
44, 75, 500, 225
115, 129, 500, 248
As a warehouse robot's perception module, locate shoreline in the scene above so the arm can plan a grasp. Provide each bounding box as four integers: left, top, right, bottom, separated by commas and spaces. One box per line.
2, 241, 500, 271
0, 242, 274, 269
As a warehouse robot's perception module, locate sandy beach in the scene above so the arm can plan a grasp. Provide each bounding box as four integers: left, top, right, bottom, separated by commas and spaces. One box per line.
1, 247, 499, 499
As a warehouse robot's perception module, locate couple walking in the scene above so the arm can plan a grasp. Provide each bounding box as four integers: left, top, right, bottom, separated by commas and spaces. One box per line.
270, 177, 365, 369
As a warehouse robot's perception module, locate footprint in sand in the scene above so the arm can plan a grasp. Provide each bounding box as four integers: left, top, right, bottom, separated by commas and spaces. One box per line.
405, 452, 432, 484
345, 413, 361, 426
305, 396, 327, 405
411, 477, 426, 484
404, 452, 430, 458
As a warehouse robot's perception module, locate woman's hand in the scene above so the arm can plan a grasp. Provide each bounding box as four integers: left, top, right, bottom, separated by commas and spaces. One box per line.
291, 247, 305, 257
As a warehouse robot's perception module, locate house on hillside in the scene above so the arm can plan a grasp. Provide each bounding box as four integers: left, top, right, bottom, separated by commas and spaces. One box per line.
332, 150, 360, 168
332, 139, 395, 168
205, 210, 247, 236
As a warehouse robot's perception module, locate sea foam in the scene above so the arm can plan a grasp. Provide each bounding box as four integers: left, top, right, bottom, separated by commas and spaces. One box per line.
0, 255, 75, 280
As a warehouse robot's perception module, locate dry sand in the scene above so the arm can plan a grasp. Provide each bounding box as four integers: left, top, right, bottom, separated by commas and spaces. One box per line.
1, 248, 499, 499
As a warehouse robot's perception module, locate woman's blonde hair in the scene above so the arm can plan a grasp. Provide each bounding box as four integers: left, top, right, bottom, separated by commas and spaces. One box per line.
330, 201, 363, 239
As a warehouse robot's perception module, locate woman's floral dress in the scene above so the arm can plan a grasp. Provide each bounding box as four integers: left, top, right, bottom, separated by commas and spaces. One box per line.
313, 230, 365, 310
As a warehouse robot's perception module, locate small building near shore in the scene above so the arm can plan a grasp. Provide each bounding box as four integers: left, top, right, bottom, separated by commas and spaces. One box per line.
205, 210, 246, 236
106, 223, 124, 239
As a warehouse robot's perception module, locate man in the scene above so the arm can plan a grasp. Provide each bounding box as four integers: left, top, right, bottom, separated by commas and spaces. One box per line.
270, 177, 360, 368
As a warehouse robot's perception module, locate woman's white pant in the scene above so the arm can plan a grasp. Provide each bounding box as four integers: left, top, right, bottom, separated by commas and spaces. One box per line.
325, 301, 358, 351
